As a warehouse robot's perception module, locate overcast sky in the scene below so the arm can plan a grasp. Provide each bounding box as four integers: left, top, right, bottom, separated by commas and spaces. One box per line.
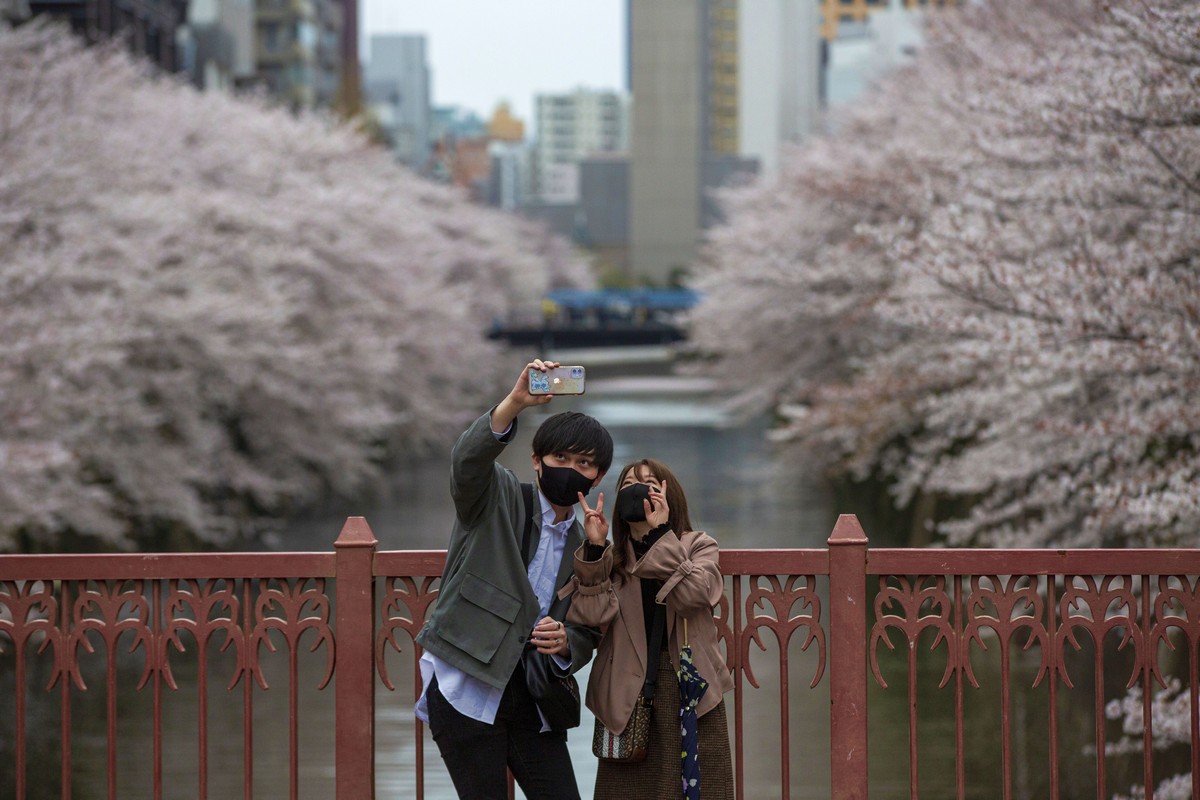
360, 1, 626, 128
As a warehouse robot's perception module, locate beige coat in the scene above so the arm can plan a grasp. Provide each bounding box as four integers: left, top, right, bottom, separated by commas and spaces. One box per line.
562, 530, 734, 735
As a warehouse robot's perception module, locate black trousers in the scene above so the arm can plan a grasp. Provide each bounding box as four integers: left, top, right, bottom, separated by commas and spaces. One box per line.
426, 666, 582, 800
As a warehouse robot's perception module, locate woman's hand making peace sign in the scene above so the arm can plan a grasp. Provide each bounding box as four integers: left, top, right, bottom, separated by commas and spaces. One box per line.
578, 490, 608, 546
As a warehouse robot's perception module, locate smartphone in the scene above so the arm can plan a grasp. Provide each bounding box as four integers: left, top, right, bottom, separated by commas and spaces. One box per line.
529, 366, 586, 395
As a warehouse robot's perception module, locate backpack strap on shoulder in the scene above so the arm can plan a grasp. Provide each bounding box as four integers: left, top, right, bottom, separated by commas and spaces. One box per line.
520, 482, 536, 567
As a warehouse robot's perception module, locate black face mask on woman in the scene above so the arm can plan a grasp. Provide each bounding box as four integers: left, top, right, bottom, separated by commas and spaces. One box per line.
537, 461, 595, 507
615, 482, 652, 523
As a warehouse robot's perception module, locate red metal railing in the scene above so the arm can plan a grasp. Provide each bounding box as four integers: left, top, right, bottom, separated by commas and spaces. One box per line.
3, 514, 1199, 799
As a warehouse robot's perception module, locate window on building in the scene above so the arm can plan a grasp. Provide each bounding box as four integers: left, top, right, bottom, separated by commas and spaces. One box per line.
290, 63, 312, 86
262, 23, 286, 53
295, 21, 317, 50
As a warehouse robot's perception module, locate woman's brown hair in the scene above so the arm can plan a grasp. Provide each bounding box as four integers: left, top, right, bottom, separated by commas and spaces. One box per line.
611, 458, 694, 574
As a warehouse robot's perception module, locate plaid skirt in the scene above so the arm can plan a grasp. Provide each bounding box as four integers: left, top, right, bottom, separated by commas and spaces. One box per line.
592, 647, 733, 800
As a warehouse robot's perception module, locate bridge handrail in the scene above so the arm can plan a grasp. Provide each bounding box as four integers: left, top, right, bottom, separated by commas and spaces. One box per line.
2, 515, 1198, 799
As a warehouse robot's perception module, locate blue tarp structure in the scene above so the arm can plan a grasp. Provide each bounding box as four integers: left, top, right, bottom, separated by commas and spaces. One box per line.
488, 287, 697, 347
544, 288, 702, 313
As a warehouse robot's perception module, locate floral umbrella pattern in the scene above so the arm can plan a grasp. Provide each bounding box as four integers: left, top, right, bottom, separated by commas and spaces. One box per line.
678, 644, 709, 799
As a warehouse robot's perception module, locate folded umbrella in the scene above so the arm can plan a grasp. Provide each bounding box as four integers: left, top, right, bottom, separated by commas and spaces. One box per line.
677, 618, 708, 800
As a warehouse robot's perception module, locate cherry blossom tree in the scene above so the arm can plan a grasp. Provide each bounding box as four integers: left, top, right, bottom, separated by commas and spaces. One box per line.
690, 0, 1199, 550
0, 22, 587, 551
1107, 680, 1194, 800
693, 7, 1198, 792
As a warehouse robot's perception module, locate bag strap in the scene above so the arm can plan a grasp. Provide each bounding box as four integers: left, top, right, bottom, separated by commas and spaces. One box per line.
640, 601, 667, 702
520, 482, 536, 567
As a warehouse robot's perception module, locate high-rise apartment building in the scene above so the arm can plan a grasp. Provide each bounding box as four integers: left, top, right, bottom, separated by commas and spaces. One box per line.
628, 0, 703, 284
532, 89, 629, 203
628, 0, 808, 284
739, 0, 821, 177
817, 0, 957, 39
335, 0, 359, 115
12, 0, 356, 113
487, 140, 532, 212
824, 0, 931, 107
703, 0, 739, 156
24, 0, 188, 70
255, 0, 343, 112
363, 34, 432, 169
183, 0, 256, 93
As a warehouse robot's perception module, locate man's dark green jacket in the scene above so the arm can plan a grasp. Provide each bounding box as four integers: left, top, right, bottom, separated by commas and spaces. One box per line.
415, 410, 599, 689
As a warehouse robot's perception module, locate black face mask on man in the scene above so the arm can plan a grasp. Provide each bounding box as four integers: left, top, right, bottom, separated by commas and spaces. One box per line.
615, 482, 652, 523
537, 460, 595, 507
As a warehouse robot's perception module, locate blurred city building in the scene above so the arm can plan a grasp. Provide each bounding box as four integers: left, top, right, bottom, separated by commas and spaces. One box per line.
629, 0, 797, 286
430, 104, 488, 143
627, 0, 703, 287
515, 89, 631, 274
20, 0, 189, 70
0, 0, 31, 24
704, 0, 739, 156
334, 0, 359, 115
447, 136, 492, 201
823, 0, 927, 108
816, 0, 957, 40
488, 101, 525, 143
518, 151, 632, 276
738, 0, 821, 178
487, 138, 532, 212
484, 103, 532, 210
624, 0, 942, 285
253, 0, 343, 112
575, 154, 631, 272
530, 88, 629, 203
9, 0, 360, 115
363, 33, 431, 168
426, 104, 488, 184
179, 0, 255, 92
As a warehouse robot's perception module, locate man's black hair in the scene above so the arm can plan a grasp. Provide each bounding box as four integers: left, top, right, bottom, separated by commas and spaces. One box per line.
531, 411, 614, 473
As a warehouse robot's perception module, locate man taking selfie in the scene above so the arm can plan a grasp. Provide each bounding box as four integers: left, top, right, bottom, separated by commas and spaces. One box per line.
415, 358, 611, 799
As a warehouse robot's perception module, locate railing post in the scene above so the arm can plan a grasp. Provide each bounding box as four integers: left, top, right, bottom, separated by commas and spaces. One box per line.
828, 514, 869, 800
335, 516, 378, 800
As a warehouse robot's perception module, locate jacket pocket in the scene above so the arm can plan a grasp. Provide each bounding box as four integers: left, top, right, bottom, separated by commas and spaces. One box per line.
441, 573, 523, 664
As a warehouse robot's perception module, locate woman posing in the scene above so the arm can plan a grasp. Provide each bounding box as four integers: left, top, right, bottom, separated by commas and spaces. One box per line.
566, 458, 734, 799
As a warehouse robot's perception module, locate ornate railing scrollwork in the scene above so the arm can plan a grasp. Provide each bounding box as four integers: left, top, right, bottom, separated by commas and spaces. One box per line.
376, 575, 440, 691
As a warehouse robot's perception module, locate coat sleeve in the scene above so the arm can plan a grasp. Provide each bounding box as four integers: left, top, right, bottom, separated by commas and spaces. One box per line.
564, 620, 601, 674
564, 542, 620, 628
630, 532, 723, 613
449, 409, 518, 528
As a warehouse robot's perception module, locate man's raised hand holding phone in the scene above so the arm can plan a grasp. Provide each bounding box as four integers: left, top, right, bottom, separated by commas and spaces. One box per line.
491, 358, 559, 436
